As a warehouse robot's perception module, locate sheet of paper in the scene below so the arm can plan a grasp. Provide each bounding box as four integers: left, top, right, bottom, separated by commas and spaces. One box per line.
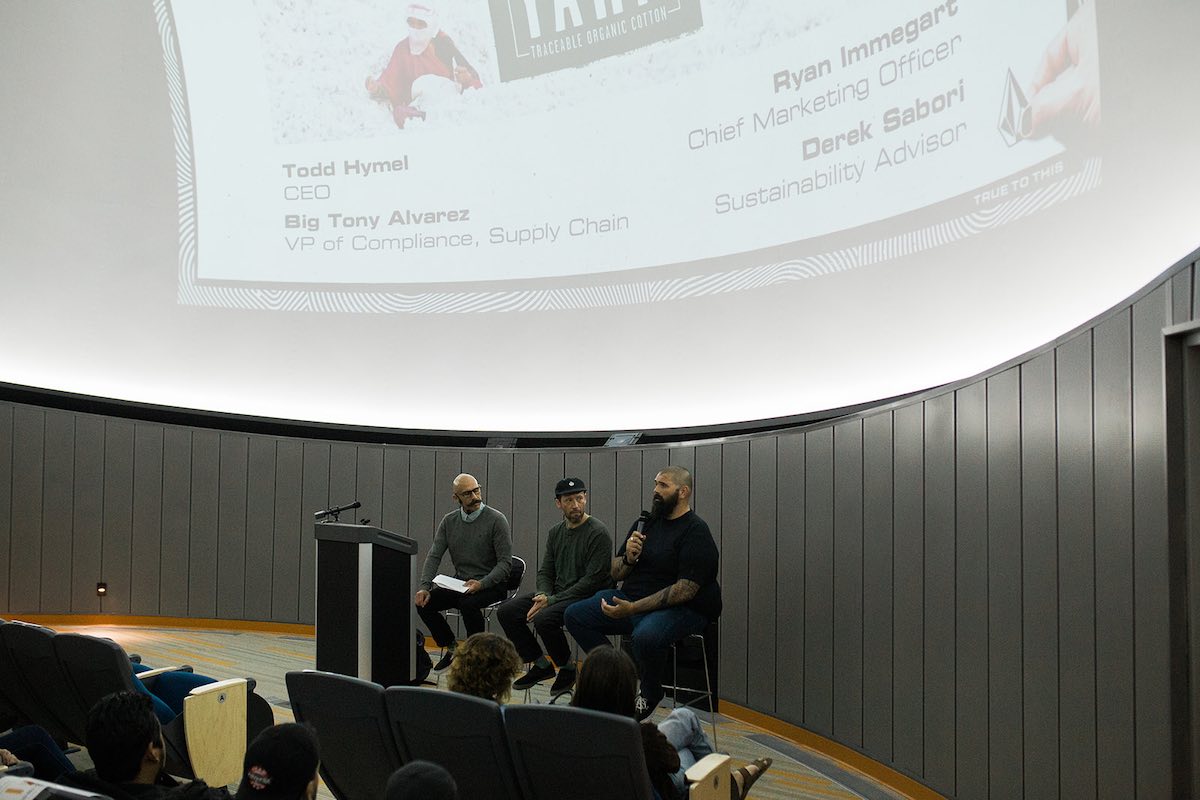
432, 574, 469, 593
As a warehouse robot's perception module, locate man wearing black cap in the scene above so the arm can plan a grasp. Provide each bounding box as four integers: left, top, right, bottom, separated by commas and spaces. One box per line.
235, 724, 319, 800
496, 477, 612, 696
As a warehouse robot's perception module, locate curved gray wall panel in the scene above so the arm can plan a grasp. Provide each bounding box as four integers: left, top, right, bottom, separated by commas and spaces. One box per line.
1, 257, 1196, 798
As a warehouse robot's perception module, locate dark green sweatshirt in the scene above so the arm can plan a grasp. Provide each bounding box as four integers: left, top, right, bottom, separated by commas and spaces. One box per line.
537, 516, 613, 606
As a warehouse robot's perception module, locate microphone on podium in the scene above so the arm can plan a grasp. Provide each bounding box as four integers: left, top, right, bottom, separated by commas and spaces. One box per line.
314, 500, 361, 520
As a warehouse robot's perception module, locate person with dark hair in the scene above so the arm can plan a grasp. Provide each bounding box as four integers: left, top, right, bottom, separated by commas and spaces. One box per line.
497, 477, 612, 697
57, 691, 230, 800
0, 725, 76, 780
385, 761, 458, 800
444, 632, 522, 704
566, 466, 722, 720
234, 724, 319, 800
572, 647, 771, 800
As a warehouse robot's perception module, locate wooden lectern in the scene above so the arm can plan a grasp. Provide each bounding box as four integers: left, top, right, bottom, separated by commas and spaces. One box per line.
314, 522, 417, 686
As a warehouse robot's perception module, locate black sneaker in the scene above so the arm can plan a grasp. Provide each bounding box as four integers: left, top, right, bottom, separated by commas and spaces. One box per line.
549, 666, 576, 697
513, 663, 556, 690
432, 650, 455, 674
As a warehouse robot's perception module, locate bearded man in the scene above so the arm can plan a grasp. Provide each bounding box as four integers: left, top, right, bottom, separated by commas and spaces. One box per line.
497, 477, 612, 697
565, 466, 722, 720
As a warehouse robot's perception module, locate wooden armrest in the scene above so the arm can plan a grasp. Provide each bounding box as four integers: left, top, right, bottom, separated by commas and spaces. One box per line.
183, 679, 249, 786
135, 664, 193, 680
685, 753, 730, 800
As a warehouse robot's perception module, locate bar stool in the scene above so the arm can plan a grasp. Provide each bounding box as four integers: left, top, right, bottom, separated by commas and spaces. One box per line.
662, 631, 718, 750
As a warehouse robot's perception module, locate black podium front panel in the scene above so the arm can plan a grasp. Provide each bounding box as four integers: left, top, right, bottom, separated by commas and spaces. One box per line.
314, 523, 417, 686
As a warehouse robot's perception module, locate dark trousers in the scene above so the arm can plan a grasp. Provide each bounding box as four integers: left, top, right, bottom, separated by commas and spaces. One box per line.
0, 725, 76, 780
565, 589, 707, 706
495, 593, 573, 666
417, 585, 508, 647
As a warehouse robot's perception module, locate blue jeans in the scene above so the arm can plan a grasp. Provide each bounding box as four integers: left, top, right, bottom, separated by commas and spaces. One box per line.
130, 663, 217, 723
659, 708, 714, 799
0, 726, 75, 780
564, 589, 708, 707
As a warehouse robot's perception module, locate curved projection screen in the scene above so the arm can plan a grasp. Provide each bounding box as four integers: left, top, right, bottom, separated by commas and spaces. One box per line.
1, 0, 1199, 432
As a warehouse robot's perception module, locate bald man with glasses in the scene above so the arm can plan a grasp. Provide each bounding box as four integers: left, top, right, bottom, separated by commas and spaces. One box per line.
414, 473, 512, 673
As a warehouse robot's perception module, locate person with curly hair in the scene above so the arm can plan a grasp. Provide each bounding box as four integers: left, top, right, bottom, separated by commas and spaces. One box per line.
445, 632, 522, 704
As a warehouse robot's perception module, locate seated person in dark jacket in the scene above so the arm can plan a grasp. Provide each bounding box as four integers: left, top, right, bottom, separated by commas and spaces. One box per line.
57, 691, 230, 800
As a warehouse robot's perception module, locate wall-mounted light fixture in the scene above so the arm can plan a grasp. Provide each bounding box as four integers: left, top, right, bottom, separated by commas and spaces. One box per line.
96, 582, 107, 596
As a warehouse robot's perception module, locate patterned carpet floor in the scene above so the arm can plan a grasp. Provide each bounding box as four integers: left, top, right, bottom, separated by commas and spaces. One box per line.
55, 625, 909, 800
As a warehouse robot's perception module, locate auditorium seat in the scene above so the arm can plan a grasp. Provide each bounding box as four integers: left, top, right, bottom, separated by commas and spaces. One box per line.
285, 670, 401, 800
0, 618, 28, 731
504, 704, 657, 800
384, 686, 522, 800
54, 633, 274, 782
0, 622, 86, 743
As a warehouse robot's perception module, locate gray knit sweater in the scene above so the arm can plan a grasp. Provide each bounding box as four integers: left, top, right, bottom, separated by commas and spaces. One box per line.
417, 504, 513, 591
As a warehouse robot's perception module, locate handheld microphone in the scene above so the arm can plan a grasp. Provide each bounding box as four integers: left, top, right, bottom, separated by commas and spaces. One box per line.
315, 500, 361, 519
635, 510, 651, 533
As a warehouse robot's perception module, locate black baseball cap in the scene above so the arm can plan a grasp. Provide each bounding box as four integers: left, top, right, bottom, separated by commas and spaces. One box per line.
554, 477, 586, 497
235, 724, 319, 800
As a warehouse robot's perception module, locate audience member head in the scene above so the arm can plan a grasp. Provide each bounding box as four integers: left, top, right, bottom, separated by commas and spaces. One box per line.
235, 723, 320, 800
385, 761, 458, 800
84, 691, 164, 784
571, 645, 638, 718
445, 632, 521, 703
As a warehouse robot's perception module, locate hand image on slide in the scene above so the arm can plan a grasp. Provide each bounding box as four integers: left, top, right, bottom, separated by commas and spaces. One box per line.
365, 2, 483, 129
1024, 1, 1100, 142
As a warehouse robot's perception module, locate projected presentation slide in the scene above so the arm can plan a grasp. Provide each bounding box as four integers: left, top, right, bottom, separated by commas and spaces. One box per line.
167, 0, 1101, 311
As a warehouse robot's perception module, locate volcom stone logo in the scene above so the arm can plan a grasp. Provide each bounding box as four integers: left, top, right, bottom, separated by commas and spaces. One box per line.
488, 0, 703, 81
997, 68, 1030, 147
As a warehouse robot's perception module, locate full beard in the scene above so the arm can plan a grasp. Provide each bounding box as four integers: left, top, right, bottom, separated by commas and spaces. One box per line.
650, 491, 678, 518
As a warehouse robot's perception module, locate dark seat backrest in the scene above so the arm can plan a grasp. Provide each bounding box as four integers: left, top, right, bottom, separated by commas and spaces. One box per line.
384, 686, 522, 800
286, 670, 401, 800
507, 556, 526, 594
503, 704, 655, 800
53, 633, 142, 718
0, 622, 86, 743
0, 619, 28, 729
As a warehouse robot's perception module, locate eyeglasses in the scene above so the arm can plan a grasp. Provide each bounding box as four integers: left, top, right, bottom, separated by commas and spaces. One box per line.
407, 17, 428, 29
457, 486, 483, 497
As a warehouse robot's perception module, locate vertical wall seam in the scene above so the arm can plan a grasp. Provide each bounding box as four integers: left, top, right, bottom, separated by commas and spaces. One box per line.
1126, 305, 1139, 795
157, 428, 165, 616
37, 411, 45, 612
951, 392, 959, 794
1052, 349, 1062, 797
983, 380, 992, 799
890, 410, 897, 761
859, 421, 866, 748
68, 416, 76, 613
1016, 366, 1026, 797
129, 426, 137, 615
242, 437, 250, 616
831, 428, 837, 735
99, 419, 106, 614
1090, 329, 1101, 794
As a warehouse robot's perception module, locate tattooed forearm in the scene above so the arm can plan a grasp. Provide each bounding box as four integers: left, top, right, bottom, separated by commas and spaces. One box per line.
640, 579, 700, 612
667, 579, 700, 605
612, 555, 633, 580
